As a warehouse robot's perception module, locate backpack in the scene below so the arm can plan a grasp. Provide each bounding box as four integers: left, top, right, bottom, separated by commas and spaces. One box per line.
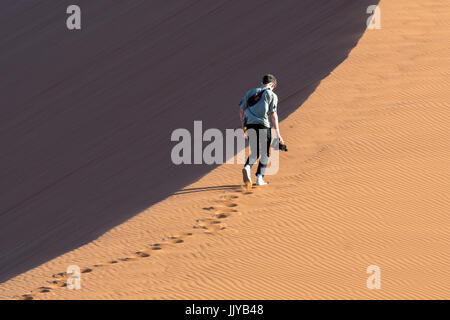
247, 89, 266, 107
241, 89, 267, 127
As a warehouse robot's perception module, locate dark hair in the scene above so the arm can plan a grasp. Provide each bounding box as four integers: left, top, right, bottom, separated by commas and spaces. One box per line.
262, 74, 277, 86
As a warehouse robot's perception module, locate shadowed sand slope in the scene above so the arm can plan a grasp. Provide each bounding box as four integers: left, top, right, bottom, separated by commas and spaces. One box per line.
1, 0, 449, 300
0, 1, 378, 282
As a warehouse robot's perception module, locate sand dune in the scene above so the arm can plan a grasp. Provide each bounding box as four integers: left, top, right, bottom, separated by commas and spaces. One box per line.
1, 0, 450, 299
0, 0, 377, 283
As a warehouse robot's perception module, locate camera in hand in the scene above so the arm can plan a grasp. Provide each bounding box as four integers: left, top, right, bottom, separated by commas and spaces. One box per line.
279, 142, 288, 152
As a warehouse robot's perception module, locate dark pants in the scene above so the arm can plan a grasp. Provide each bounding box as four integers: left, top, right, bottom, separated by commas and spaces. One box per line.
244, 124, 272, 177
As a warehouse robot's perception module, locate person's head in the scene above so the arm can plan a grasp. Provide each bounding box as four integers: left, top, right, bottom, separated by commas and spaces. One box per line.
262, 74, 277, 90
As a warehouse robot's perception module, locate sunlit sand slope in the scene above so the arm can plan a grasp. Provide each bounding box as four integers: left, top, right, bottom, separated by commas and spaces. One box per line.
1, 0, 449, 299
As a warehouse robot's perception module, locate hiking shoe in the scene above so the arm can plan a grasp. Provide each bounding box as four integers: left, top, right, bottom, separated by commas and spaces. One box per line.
256, 175, 268, 186
242, 166, 252, 185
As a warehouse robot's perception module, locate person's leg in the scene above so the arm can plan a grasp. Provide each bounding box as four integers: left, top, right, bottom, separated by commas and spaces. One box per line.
256, 127, 272, 179
244, 127, 260, 168
243, 126, 260, 185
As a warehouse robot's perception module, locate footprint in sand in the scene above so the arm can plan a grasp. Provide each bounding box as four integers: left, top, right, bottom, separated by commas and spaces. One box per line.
164, 232, 193, 244
203, 207, 239, 216
194, 218, 227, 233
219, 194, 239, 201
119, 257, 137, 262
214, 200, 238, 208
52, 272, 67, 279
38, 287, 52, 293
51, 279, 68, 287
135, 251, 151, 258
166, 236, 184, 244
215, 207, 241, 218
132, 245, 163, 257
214, 212, 233, 219
134, 232, 193, 257
240, 184, 253, 194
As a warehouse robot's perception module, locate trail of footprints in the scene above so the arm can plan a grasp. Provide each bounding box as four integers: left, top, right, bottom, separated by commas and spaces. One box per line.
195, 195, 241, 233
17, 190, 248, 300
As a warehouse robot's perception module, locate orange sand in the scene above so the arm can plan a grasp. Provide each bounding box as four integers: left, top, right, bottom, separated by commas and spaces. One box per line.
1, 0, 449, 299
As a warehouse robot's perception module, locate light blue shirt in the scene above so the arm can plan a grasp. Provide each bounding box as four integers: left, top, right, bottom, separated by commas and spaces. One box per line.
239, 87, 278, 128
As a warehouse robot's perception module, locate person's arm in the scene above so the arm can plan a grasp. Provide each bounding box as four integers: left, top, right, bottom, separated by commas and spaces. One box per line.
240, 108, 245, 125
270, 111, 284, 145
239, 94, 247, 127
268, 92, 284, 144
239, 95, 249, 138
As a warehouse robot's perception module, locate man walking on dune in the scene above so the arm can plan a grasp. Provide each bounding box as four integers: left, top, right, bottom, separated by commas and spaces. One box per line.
239, 74, 284, 186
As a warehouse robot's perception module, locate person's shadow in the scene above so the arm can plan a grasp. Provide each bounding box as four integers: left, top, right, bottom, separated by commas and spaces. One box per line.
0, 0, 379, 283
174, 185, 242, 196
